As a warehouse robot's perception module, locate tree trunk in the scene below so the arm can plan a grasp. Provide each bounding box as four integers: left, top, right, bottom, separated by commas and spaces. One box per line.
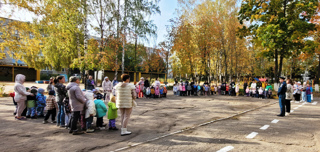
274, 49, 278, 83
134, 34, 138, 83
115, 0, 120, 78
279, 52, 284, 78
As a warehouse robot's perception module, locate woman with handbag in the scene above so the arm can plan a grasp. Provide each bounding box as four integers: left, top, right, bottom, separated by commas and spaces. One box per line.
115, 74, 136, 136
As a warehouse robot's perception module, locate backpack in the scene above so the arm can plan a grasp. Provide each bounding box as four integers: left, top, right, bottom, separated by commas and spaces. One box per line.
163, 88, 167, 93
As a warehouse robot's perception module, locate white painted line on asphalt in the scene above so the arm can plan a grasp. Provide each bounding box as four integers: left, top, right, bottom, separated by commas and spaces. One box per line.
260, 125, 270, 130
298, 105, 303, 107
312, 102, 318, 105
271, 119, 279, 123
290, 110, 294, 113
217, 146, 234, 152
295, 101, 299, 103
293, 107, 299, 110
246, 132, 258, 139
302, 102, 307, 105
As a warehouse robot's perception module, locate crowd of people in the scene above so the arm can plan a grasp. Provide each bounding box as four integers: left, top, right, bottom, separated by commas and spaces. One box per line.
12, 74, 136, 136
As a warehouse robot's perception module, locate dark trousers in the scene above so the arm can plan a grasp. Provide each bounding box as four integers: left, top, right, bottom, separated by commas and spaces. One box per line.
96, 117, 103, 127
285, 99, 291, 113
187, 90, 191, 96
279, 95, 286, 116
103, 93, 106, 100
294, 94, 301, 101
44, 109, 56, 121
86, 116, 93, 129
71, 111, 81, 131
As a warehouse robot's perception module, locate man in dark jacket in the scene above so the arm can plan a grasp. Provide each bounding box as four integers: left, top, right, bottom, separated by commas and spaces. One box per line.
144, 77, 150, 88
277, 76, 287, 117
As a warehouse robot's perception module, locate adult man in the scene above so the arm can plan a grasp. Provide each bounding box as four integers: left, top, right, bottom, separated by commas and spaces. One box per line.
144, 77, 150, 88
86, 75, 95, 90
102, 77, 112, 101
277, 76, 287, 117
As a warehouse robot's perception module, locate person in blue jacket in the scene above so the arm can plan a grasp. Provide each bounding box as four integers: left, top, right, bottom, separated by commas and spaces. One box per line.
277, 76, 287, 117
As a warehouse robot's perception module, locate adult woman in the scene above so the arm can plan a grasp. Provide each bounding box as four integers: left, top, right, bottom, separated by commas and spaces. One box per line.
14, 74, 33, 120
54, 76, 67, 127
154, 78, 161, 87
102, 77, 112, 101
301, 82, 307, 102
67, 76, 87, 135
285, 79, 294, 116
115, 74, 136, 136
46, 77, 55, 93
293, 82, 302, 101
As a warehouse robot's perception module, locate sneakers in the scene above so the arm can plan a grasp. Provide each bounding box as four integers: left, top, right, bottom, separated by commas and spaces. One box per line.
285, 112, 290, 116
43, 120, 49, 124
121, 128, 131, 136
86, 129, 95, 133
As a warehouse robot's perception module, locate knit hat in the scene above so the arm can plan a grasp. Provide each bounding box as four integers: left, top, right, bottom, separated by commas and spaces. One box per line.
96, 93, 103, 99
31, 89, 37, 94
38, 88, 45, 94
49, 90, 55, 95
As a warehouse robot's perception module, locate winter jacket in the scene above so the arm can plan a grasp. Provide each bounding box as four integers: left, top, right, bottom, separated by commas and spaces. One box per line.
146, 88, 151, 95
306, 87, 313, 95
36, 93, 47, 108
246, 88, 250, 93
278, 81, 287, 97
155, 87, 160, 95
85, 92, 96, 119
160, 89, 164, 94
258, 89, 264, 95
115, 82, 136, 108
265, 85, 273, 92
211, 86, 215, 91
205, 86, 209, 92
47, 83, 55, 92
154, 80, 161, 87
102, 80, 113, 93
14, 74, 32, 103
250, 83, 257, 90
187, 85, 192, 91
235, 85, 239, 93
108, 102, 118, 119
173, 86, 178, 92
54, 83, 67, 105
67, 82, 87, 112
179, 85, 183, 91
86, 79, 95, 90
138, 80, 145, 91
94, 99, 107, 118
151, 88, 155, 94
27, 94, 37, 108
285, 84, 293, 100
182, 85, 186, 91
163, 87, 167, 93
46, 95, 58, 110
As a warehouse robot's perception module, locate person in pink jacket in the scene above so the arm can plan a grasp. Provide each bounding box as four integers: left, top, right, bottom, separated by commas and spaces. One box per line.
14, 74, 33, 120
155, 86, 160, 98
179, 83, 183, 96
182, 83, 186, 96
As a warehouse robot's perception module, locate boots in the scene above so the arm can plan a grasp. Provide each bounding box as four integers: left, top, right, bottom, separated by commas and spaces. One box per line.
121, 128, 131, 136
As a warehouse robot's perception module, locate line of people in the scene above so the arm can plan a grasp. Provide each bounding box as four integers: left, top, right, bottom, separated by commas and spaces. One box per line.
12, 74, 136, 136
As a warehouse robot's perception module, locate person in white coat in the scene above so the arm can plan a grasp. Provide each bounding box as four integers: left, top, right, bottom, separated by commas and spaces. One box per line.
285, 79, 294, 116
102, 77, 113, 101
14, 74, 33, 120
84, 92, 96, 133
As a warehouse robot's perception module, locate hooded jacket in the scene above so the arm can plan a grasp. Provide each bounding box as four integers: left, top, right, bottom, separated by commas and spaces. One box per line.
102, 80, 113, 92
115, 82, 136, 108
14, 74, 32, 103
67, 82, 87, 112
54, 83, 67, 105
84, 92, 96, 118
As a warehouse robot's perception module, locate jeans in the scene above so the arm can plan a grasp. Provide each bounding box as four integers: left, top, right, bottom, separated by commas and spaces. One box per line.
44, 109, 56, 121
57, 104, 65, 126
86, 116, 93, 129
279, 95, 286, 116
301, 92, 306, 101
307, 95, 312, 103
71, 111, 81, 131
37, 107, 45, 116
27, 107, 36, 117
65, 113, 72, 128
109, 119, 116, 128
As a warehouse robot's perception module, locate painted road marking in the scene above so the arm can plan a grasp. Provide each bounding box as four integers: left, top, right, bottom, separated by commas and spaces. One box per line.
293, 107, 299, 110
217, 146, 234, 152
290, 110, 294, 113
298, 105, 303, 107
271, 119, 279, 123
302, 102, 307, 105
246, 132, 258, 139
312, 102, 318, 105
260, 125, 270, 130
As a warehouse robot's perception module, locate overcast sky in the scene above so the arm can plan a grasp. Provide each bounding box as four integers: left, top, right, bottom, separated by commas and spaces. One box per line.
0, 0, 178, 47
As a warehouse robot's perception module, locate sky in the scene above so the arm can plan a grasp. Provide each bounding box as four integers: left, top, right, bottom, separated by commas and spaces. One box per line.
0, 0, 178, 48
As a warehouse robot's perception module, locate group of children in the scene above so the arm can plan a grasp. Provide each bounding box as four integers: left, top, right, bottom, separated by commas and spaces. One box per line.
245, 86, 273, 99
135, 85, 168, 98
173, 82, 218, 96
11, 86, 119, 134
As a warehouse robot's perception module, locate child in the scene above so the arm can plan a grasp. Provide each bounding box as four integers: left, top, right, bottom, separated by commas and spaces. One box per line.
306, 83, 313, 103
226, 85, 229, 96
43, 90, 57, 124
85, 92, 96, 133
179, 83, 183, 96
204, 85, 209, 96
64, 95, 72, 129
258, 87, 264, 99
36, 88, 46, 117
108, 95, 118, 130
94, 93, 107, 130
163, 86, 167, 97
146, 87, 151, 98
245, 87, 250, 97
211, 85, 215, 95
155, 86, 160, 98
26, 89, 38, 119
159, 87, 164, 98
187, 84, 192, 96
235, 84, 239, 97
173, 84, 178, 96
214, 85, 218, 95
150, 86, 155, 98
252, 88, 256, 98
135, 85, 140, 99
197, 85, 201, 96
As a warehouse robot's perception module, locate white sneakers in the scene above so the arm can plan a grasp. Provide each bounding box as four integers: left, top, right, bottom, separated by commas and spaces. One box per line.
285, 112, 290, 116
121, 128, 132, 136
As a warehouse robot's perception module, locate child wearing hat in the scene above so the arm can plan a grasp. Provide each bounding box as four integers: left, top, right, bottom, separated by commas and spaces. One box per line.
43, 90, 58, 124
108, 95, 118, 130
94, 93, 107, 130
36, 88, 47, 117
26, 89, 38, 119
